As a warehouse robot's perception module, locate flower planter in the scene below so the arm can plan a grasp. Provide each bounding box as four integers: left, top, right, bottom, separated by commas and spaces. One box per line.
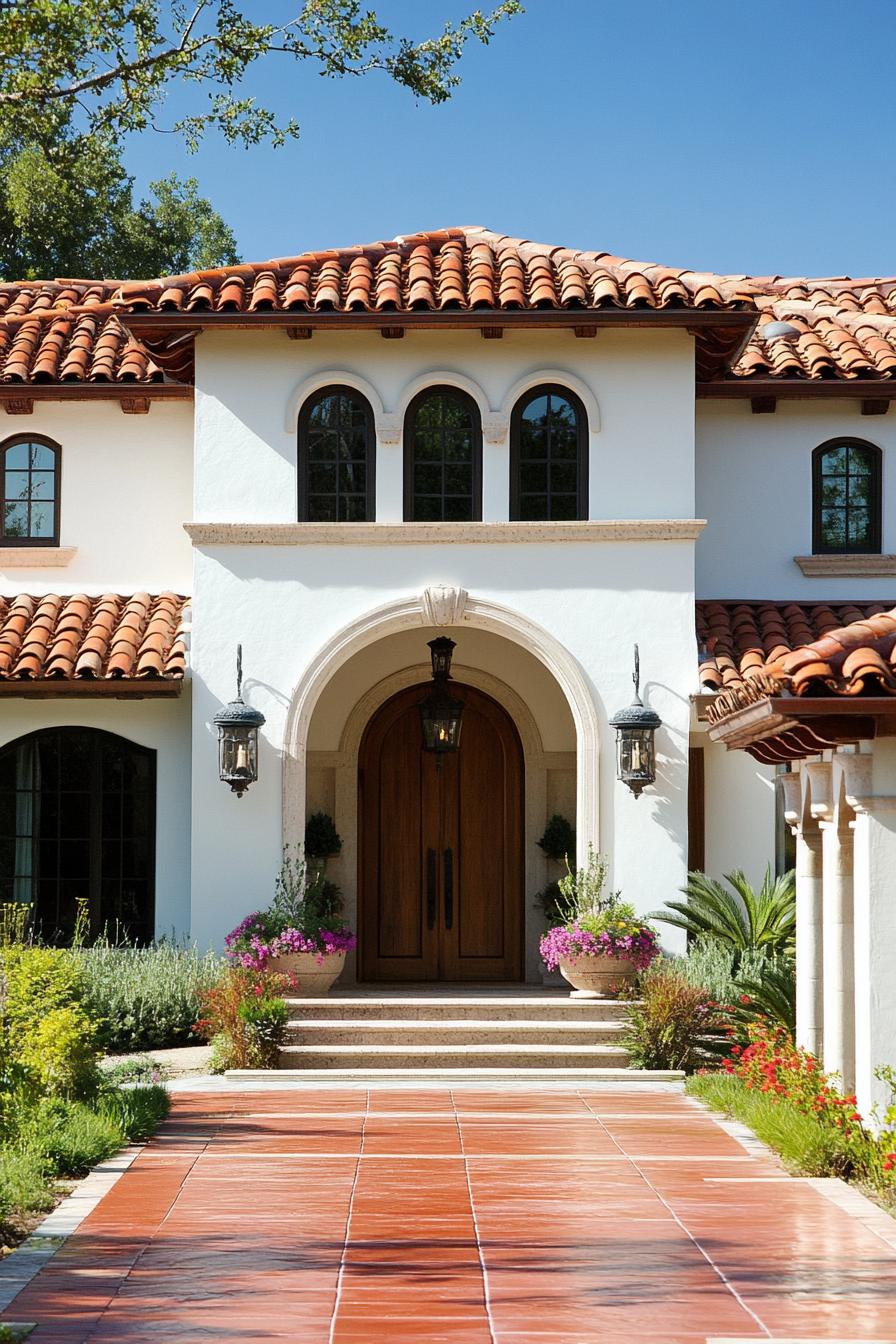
272, 950, 346, 997
558, 953, 637, 999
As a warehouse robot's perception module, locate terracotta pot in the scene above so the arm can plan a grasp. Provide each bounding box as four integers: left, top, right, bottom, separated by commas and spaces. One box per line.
558, 953, 637, 999
272, 950, 346, 997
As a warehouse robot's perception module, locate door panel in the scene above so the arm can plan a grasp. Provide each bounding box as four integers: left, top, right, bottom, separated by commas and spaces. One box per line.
359, 682, 523, 983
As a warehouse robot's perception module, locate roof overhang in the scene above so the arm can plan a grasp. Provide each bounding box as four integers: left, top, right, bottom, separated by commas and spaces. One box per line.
705, 694, 896, 762
697, 378, 896, 400
0, 679, 182, 698
0, 383, 192, 413
118, 308, 758, 385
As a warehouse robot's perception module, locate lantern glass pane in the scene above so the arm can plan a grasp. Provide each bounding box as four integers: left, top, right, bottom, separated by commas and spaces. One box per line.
217, 724, 259, 786
616, 727, 656, 784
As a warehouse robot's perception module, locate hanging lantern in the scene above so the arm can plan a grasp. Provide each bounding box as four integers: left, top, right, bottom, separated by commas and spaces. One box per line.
213, 645, 265, 797
609, 644, 661, 799
420, 637, 464, 753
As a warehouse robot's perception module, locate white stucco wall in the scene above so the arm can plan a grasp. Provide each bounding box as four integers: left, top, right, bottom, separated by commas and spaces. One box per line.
696, 400, 896, 599
188, 540, 695, 953
185, 322, 698, 956
0, 695, 192, 938
0, 402, 193, 593
193, 327, 696, 522
698, 732, 777, 884
187, 325, 698, 953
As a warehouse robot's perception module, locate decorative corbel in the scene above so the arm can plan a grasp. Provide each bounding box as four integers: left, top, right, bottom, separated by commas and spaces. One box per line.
778, 771, 802, 831
481, 413, 508, 445
375, 413, 402, 445
805, 760, 833, 825
834, 750, 873, 815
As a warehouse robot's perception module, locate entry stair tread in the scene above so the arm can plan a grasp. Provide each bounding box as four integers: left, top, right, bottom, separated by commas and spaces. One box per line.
286, 1019, 628, 1031
231, 1066, 684, 1082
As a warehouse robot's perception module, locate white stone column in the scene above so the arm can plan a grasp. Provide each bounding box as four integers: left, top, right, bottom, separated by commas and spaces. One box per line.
373, 415, 403, 522
819, 813, 855, 1091
846, 754, 896, 1119
481, 415, 510, 522
780, 770, 823, 1055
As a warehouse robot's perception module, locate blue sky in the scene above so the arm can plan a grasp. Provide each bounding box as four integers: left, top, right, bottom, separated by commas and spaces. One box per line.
125, 0, 896, 277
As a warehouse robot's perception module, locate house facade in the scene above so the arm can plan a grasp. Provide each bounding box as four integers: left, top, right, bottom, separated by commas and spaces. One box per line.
1, 227, 894, 1105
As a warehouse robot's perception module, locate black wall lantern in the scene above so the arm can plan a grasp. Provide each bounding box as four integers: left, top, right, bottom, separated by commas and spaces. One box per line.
609, 645, 661, 799
420, 637, 464, 753
213, 645, 265, 797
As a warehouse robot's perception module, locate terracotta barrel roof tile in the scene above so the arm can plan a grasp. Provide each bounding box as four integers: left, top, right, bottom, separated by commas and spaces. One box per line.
0, 593, 188, 682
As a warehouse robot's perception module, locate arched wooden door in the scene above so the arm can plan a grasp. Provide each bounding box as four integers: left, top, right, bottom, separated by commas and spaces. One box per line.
359, 682, 524, 982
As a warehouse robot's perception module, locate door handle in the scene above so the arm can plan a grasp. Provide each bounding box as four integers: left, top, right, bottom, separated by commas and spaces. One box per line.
443, 847, 453, 930
426, 848, 437, 930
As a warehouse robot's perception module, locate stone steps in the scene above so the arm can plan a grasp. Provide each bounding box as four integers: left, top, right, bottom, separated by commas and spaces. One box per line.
284, 995, 636, 1022
225, 987, 682, 1082
284, 1019, 629, 1047
278, 1042, 633, 1070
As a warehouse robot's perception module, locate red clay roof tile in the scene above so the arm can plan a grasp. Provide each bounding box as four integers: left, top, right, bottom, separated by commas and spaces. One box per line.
0, 593, 187, 681
5, 226, 896, 386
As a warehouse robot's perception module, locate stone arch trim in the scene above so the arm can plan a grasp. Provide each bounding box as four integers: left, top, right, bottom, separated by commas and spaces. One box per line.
499, 368, 601, 434
282, 591, 600, 859
393, 370, 505, 445
283, 368, 385, 433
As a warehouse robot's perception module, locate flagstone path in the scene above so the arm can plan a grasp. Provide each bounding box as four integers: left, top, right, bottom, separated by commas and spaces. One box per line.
4, 1085, 896, 1343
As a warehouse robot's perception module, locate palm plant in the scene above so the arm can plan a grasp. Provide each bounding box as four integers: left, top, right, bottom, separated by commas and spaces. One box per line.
731, 960, 796, 1035
650, 867, 795, 968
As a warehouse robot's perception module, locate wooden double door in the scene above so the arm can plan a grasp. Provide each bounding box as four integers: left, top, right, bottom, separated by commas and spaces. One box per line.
359, 682, 523, 982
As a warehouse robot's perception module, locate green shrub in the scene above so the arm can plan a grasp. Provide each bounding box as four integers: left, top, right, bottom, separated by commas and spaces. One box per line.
238, 995, 288, 1068
75, 941, 223, 1052
0, 1146, 54, 1228
1, 945, 87, 1035
624, 967, 727, 1073
102, 1055, 166, 1087
17, 1006, 100, 1099
0, 946, 101, 1098
304, 811, 342, 859
674, 936, 796, 1035
16, 1097, 121, 1177
537, 814, 575, 864
98, 1085, 170, 1142
198, 967, 289, 1070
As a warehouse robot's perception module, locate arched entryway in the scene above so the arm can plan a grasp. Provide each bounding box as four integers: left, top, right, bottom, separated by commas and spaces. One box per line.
358, 682, 524, 982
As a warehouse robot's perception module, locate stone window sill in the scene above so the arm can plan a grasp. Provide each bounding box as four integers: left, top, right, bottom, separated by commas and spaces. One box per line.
0, 546, 77, 568
794, 553, 896, 576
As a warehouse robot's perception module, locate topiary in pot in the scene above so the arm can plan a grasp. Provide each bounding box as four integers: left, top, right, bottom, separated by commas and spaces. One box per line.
304, 812, 342, 861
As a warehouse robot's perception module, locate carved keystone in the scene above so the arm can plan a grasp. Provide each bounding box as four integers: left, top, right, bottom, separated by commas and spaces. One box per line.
421, 585, 469, 627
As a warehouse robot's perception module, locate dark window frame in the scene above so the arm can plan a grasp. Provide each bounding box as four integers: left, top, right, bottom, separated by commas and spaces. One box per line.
0, 433, 61, 547
297, 385, 376, 523
403, 387, 483, 522
0, 726, 156, 944
510, 384, 589, 522
812, 437, 882, 555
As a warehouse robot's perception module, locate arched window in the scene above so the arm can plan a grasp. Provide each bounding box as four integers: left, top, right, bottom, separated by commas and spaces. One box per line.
298, 386, 374, 522
404, 388, 482, 522
0, 435, 60, 545
0, 728, 156, 944
510, 386, 587, 521
813, 439, 882, 554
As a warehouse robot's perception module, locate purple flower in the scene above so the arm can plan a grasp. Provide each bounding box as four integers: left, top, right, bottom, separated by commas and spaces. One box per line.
539, 921, 658, 972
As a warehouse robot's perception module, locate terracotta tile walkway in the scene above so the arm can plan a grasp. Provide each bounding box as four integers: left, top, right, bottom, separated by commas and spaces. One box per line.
5, 1087, 896, 1343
